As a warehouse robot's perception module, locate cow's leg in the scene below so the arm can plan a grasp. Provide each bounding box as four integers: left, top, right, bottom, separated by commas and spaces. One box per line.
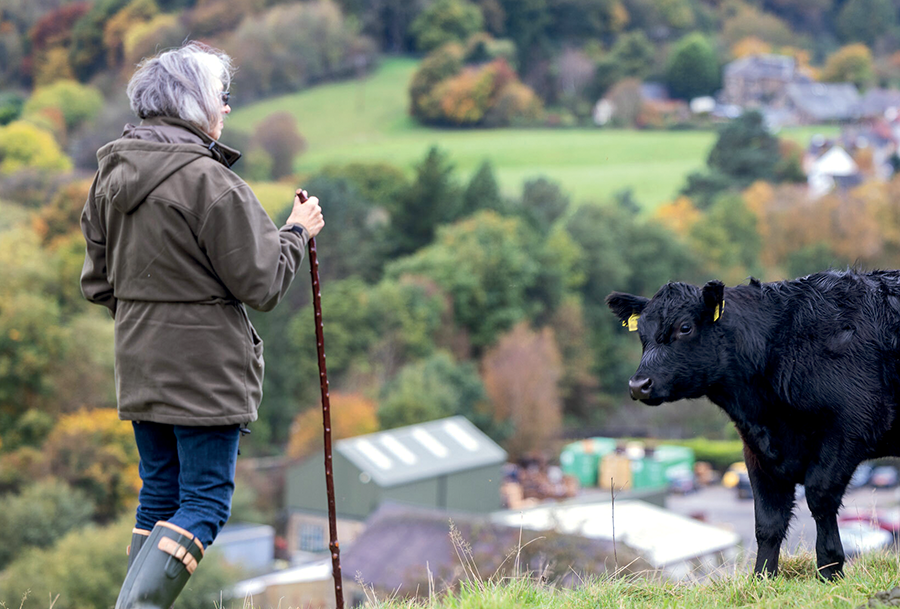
804, 460, 853, 581
748, 464, 796, 577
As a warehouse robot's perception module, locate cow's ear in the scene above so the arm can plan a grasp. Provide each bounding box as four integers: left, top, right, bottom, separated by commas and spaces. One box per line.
606, 292, 650, 330
702, 280, 725, 323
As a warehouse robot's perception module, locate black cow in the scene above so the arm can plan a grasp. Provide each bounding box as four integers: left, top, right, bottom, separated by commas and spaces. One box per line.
606, 270, 900, 580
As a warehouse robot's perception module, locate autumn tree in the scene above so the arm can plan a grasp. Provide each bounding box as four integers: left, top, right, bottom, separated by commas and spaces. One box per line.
287, 392, 379, 459
482, 322, 563, 458
821, 44, 875, 89
253, 111, 307, 180
40, 408, 140, 522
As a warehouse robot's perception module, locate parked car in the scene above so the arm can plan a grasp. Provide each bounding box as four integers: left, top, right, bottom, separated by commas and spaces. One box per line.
838, 521, 894, 556
870, 466, 898, 488
848, 463, 873, 489
723, 462, 752, 500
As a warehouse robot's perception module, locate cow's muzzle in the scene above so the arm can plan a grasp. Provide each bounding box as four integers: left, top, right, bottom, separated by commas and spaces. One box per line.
629, 375, 653, 400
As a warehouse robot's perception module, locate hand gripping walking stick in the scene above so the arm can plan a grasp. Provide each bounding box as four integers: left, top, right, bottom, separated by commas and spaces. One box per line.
298, 190, 344, 609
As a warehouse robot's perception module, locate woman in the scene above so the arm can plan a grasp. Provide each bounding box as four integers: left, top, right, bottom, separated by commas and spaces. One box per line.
80, 42, 324, 609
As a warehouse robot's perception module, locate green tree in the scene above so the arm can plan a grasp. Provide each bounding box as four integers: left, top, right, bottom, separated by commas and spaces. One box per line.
463, 160, 506, 216
410, 0, 485, 52
515, 177, 570, 236
296, 174, 390, 283
821, 44, 876, 89
378, 351, 486, 429
837, 0, 896, 45
388, 210, 539, 351
0, 479, 95, 569
707, 110, 780, 186
664, 33, 720, 100
612, 30, 656, 79
689, 192, 763, 281
68, 0, 131, 80
409, 42, 465, 121
391, 146, 463, 256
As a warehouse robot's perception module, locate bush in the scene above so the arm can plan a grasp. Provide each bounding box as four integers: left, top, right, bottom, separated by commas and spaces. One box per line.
0, 121, 72, 175
22, 79, 104, 132
0, 516, 244, 609
665, 438, 745, 472
0, 479, 95, 569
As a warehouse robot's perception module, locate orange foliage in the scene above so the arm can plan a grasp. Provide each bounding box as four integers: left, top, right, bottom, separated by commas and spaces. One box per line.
653, 196, 702, 237
481, 322, 563, 459
287, 392, 379, 459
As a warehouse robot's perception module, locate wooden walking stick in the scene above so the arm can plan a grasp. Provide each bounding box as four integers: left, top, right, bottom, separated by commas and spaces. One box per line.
298, 189, 344, 609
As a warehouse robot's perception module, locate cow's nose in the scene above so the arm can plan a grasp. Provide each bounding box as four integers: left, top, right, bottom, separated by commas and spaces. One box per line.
629, 376, 653, 400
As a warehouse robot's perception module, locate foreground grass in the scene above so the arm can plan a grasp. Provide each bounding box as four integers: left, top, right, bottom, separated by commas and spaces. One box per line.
229, 58, 836, 210
359, 552, 899, 609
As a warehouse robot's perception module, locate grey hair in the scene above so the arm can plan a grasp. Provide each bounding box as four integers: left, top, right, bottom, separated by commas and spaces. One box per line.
126, 41, 234, 135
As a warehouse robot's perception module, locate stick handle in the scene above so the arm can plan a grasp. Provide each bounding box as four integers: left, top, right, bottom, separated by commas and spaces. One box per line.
298, 189, 344, 608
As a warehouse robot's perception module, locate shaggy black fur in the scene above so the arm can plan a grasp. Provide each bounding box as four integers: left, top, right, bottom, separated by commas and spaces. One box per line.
607, 269, 900, 580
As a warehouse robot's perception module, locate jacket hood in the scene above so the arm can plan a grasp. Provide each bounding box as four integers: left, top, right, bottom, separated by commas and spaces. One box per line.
95, 116, 241, 214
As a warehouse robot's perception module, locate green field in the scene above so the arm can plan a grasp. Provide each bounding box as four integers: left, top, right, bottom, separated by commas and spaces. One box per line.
229, 58, 836, 210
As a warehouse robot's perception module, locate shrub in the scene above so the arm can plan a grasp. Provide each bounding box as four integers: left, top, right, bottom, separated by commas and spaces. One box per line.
409, 42, 466, 120
0, 479, 95, 569
22, 79, 104, 132
0, 121, 72, 175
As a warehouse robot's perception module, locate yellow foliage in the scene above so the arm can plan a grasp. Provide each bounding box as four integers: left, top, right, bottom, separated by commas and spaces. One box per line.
0, 121, 72, 174
104, 0, 159, 67
42, 408, 140, 520
287, 392, 380, 459
653, 196, 701, 236
123, 13, 179, 63
32, 47, 75, 87
731, 36, 771, 59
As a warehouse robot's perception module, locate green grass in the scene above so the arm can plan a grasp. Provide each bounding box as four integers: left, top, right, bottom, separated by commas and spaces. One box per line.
229, 58, 839, 211
357, 551, 900, 609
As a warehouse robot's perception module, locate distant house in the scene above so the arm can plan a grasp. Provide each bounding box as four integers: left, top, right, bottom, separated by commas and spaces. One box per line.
721, 54, 809, 108
858, 88, 900, 120
284, 416, 507, 561
785, 83, 861, 124
210, 523, 275, 575
805, 144, 862, 198
491, 499, 741, 580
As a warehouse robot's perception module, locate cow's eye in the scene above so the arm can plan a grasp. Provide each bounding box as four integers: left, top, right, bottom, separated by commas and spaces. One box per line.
678, 322, 693, 337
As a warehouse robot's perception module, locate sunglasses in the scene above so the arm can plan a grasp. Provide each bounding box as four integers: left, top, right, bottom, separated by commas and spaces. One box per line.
221, 91, 230, 105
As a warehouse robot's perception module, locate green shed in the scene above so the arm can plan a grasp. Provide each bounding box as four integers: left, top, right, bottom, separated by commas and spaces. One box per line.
285, 416, 508, 523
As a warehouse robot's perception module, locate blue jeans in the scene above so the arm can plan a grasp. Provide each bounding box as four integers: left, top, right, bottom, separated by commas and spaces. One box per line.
132, 422, 241, 549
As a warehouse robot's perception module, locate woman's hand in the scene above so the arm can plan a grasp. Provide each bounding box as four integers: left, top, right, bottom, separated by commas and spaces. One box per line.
287, 188, 324, 237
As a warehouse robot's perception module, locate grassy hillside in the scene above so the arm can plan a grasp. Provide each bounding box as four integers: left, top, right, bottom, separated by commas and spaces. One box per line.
362, 551, 899, 609
229, 58, 835, 210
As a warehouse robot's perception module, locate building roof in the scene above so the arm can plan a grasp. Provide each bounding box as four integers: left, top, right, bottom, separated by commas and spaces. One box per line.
491, 499, 740, 569
724, 54, 797, 81
341, 503, 637, 594
786, 82, 861, 122
858, 88, 900, 119
336, 416, 507, 488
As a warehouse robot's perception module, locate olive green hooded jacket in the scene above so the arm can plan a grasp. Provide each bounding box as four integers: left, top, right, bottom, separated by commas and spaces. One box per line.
80, 117, 308, 426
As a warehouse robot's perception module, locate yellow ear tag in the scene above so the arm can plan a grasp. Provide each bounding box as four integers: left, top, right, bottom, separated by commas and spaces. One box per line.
627, 313, 640, 332
713, 302, 723, 322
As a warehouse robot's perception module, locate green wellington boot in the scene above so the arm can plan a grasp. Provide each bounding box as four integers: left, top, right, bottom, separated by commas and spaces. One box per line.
115, 521, 204, 609
127, 528, 151, 573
